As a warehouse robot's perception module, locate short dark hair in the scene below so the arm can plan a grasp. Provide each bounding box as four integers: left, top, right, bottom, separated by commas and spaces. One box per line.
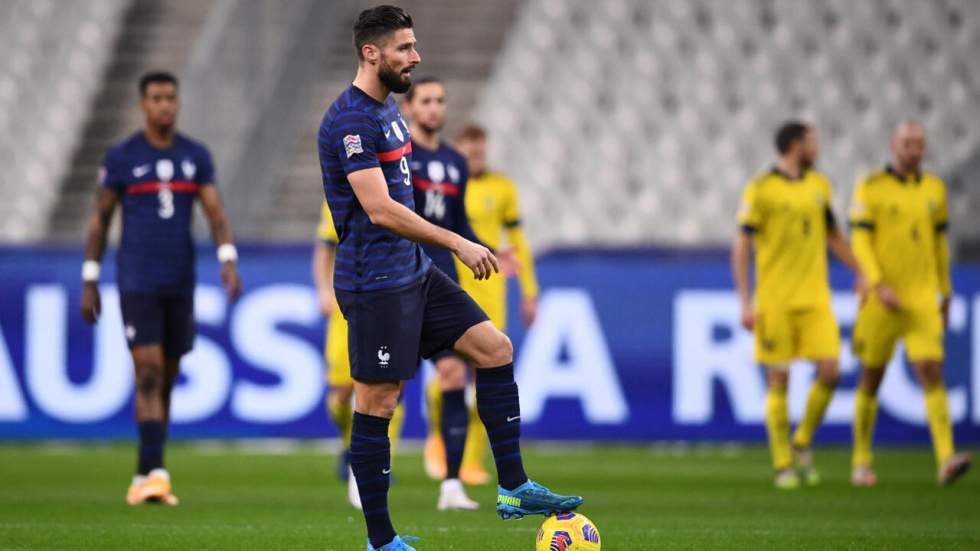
404, 76, 442, 101
774, 121, 810, 154
353, 5, 414, 60
455, 122, 487, 142
139, 71, 178, 96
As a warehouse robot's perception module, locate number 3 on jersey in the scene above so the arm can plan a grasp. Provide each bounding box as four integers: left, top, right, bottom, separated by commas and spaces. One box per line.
158, 186, 175, 219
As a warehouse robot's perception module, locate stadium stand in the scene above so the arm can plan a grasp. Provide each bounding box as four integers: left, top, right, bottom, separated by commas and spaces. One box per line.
473, 0, 980, 252
0, 0, 127, 242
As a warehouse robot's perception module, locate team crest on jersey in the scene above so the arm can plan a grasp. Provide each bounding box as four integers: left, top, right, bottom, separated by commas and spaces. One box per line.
182, 159, 196, 180
156, 159, 175, 182
390, 121, 404, 142
427, 161, 445, 183
447, 163, 460, 183
344, 134, 363, 158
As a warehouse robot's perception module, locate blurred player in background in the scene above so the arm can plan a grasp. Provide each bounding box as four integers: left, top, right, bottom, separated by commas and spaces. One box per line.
318, 7, 582, 550
732, 121, 861, 489
849, 121, 971, 487
79, 71, 241, 505
312, 201, 405, 510
401, 76, 482, 510
451, 122, 540, 482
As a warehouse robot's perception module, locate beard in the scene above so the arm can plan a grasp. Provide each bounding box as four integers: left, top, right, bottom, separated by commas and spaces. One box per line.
800, 156, 814, 171
378, 57, 412, 93
417, 119, 443, 134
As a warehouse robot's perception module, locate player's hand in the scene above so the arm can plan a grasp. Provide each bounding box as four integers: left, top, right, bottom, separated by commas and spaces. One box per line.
80, 282, 101, 324
497, 246, 521, 277
854, 275, 870, 303
222, 262, 242, 302
874, 283, 901, 311
739, 300, 755, 331
453, 237, 498, 280
521, 296, 538, 326
319, 288, 336, 317
940, 295, 951, 327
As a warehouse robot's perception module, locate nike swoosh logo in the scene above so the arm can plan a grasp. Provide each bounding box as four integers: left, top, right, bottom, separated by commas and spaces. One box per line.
133, 164, 151, 177
382, 468, 391, 475
506, 416, 521, 423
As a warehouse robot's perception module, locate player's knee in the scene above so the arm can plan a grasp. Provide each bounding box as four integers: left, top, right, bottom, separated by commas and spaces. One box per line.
817, 362, 841, 387
859, 367, 884, 394
330, 385, 353, 405
478, 330, 512, 368
437, 359, 467, 390
915, 362, 943, 387
135, 362, 164, 396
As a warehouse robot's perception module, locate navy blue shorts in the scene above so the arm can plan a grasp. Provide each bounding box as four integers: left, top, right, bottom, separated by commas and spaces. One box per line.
335, 267, 489, 382
119, 292, 195, 357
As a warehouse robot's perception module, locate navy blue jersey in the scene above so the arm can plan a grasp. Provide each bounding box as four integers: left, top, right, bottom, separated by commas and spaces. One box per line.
410, 141, 481, 281
100, 131, 214, 294
318, 84, 430, 292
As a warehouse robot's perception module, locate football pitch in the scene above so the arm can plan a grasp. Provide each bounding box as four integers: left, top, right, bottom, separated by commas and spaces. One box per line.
0, 442, 977, 550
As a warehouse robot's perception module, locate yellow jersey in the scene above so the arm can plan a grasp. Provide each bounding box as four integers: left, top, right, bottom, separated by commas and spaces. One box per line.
454, 171, 538, 329
317, 200, 339, 245
849, 166, 951, 309
737, 168, 835, 311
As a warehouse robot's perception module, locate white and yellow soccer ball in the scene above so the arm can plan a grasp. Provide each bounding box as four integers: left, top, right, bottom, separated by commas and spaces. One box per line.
535, 512, 601, 551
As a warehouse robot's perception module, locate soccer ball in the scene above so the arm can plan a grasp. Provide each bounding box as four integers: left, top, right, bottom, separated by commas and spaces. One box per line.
535, 512, 601, 551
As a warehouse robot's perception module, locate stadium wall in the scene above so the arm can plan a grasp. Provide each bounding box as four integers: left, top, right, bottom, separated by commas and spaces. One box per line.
1, 246, 978, 444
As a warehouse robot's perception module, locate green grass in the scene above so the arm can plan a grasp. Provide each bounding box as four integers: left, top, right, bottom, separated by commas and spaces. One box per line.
0, 442, 977, 550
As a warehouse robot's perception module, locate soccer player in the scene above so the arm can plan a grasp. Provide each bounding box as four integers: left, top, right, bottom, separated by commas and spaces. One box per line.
849, 121, 972, 487
312, 201, 405, 510
732, 121, 861, 489
401, 76, 482, 510
317, 7, 582, 550
79, 71, 241, 505
452, 122, 541, 482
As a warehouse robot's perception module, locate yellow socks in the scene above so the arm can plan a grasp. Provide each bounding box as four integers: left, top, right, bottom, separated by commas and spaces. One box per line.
924, 384, 954, 466
388, 401, 405, 457
852, 388, 879, 468
792, 382, 834, 449
765, 386, 792, 470
327, 393, 353, 447
426, 378, 442, 437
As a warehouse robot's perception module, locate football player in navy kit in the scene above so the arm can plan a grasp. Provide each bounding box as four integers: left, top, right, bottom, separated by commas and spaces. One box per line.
80, 71, 241, 506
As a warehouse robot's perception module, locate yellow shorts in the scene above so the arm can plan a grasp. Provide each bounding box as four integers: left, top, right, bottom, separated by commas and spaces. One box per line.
754, 304, 840, 366
851, 298, 944, 367
325, 310, 353, 387
456, 261, 507, 331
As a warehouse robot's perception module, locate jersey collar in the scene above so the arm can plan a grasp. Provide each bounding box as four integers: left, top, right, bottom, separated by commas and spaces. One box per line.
885, 164, 922, 185
769, 165, 806, 183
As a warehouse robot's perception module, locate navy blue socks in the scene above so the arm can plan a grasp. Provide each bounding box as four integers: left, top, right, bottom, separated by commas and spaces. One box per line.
441, 389, 468, 480
475, 364, 528, 491
137, 420, 166, 475
351, 412, 396, 548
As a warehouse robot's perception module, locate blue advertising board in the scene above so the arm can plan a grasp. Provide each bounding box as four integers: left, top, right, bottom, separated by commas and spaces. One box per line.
0, 246, 977, 444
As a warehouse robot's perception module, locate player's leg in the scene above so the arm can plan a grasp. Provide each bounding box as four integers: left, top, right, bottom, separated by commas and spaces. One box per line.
420, 268, 581, 518
906, 310, 970, 485
763, 366, 797, 489
351, 380, 403, 549
754, 310, 796, 488
790, 306, 841, 485
850, 299, 898, 487
460, 380, 491, 485
131, 344, 175, 504
423, 375, 446, 480
326, 313, 355, 480
434, 353, 478, 510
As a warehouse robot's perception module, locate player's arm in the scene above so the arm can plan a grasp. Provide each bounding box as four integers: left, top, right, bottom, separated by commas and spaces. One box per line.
731, 231, 754, 331
501, 180, 540, 325
80, 188, 119, 324
198, 185, 242, 301
849, 180, 899, 309
312, 240, 337, 317
933, 183, 953, 324
825, 207, 861, 275
349, 167, 498, 280
732, 182, 761, 330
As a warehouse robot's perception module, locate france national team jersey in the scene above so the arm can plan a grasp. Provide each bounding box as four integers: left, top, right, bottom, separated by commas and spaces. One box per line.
410, 141, 479, 281
318, 84, 431, 292
100, 131, 214, 295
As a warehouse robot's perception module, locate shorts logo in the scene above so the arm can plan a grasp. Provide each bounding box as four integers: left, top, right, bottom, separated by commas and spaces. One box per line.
125, 325, 136, 341
343, 134, 363, 158
378, 346, 390, 368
